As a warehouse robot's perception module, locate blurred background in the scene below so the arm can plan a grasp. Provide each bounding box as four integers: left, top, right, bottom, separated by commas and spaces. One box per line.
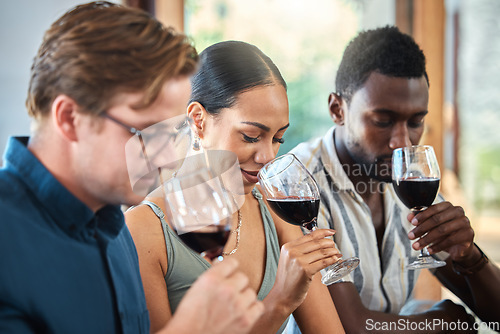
1, 0, 499, 328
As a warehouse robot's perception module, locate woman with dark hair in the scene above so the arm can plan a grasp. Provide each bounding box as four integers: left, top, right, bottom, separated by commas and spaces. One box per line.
126, 41, 345, 334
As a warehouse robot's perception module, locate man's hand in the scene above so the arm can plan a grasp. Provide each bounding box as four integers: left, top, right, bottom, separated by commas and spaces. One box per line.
407, 201, 477, 263
163, 258, 264, 334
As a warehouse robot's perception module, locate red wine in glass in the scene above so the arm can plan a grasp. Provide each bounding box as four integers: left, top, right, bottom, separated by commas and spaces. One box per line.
392, 178, 440, 211
266, 197, 320, 231
392, 145, 446, 270
175, 224, 231, 260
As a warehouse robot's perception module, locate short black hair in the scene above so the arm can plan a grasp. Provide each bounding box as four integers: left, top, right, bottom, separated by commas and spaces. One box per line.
335, 26, 428, 104
190, 40, 286, 116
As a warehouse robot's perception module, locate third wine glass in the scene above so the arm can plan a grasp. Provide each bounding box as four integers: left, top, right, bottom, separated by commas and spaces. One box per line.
392, 145, 446, 270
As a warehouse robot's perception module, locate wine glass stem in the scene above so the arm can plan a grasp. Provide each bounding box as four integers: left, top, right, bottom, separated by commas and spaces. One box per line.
420, 248, 430, 258
412, 208, 432, 259
303, 217, 318, 232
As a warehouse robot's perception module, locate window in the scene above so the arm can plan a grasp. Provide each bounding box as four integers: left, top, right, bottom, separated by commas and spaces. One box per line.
185, 0, 361, 153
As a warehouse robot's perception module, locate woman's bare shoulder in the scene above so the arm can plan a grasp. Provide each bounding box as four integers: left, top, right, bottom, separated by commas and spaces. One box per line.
124, 197, 167, 248
125, 197, 164, 225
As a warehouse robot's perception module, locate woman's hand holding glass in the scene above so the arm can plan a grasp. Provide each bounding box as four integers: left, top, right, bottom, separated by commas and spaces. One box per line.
271, 228, 341, 309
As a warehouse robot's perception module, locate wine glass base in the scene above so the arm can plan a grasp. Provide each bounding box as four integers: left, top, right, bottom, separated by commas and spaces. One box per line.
321, 257, 360, 285
406, 256, 446, 270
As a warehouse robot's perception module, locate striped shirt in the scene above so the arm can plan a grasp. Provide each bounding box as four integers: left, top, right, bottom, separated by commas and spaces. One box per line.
290, 127, 446, 314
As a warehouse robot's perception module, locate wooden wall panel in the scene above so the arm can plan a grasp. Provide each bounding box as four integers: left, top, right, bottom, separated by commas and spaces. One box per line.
156, 0, 184, 32
412, 0, 446, 169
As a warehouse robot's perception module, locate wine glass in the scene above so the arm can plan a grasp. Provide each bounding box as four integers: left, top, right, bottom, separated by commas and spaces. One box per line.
258, 153, 360, 285
392, 145, 446, 270
162, 167, 237, 261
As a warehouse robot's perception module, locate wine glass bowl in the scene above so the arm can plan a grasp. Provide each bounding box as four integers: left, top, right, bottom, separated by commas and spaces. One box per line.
163, 167, 235, 261
258, 153, 360, 285
259, 154, 320, 230
266, 197, 320, 231
392, 145, 446, 270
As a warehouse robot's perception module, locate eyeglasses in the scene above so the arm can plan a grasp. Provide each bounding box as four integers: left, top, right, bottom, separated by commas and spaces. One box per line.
102, 113, 190, 138
102, 113, 142, 136
102, 113, 153, 170
101, 113, 191, 174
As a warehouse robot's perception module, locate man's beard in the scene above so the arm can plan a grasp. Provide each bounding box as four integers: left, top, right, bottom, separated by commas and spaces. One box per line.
348, 149, 392, 182
372, 155, 392, 182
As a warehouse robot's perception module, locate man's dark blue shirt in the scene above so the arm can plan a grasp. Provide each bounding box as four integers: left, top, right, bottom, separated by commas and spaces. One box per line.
0, 137, 150, 333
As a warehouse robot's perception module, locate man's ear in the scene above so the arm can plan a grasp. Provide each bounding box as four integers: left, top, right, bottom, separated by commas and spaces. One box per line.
328, 93, 345, 126
52, 95, 80, 141
187, 101, 208, 139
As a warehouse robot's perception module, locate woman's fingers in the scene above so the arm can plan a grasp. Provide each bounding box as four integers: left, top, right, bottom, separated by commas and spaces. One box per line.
280, 229, 341, 276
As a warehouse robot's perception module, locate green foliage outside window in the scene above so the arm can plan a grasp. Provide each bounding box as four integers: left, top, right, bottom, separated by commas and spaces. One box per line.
184, 0, 360, 153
